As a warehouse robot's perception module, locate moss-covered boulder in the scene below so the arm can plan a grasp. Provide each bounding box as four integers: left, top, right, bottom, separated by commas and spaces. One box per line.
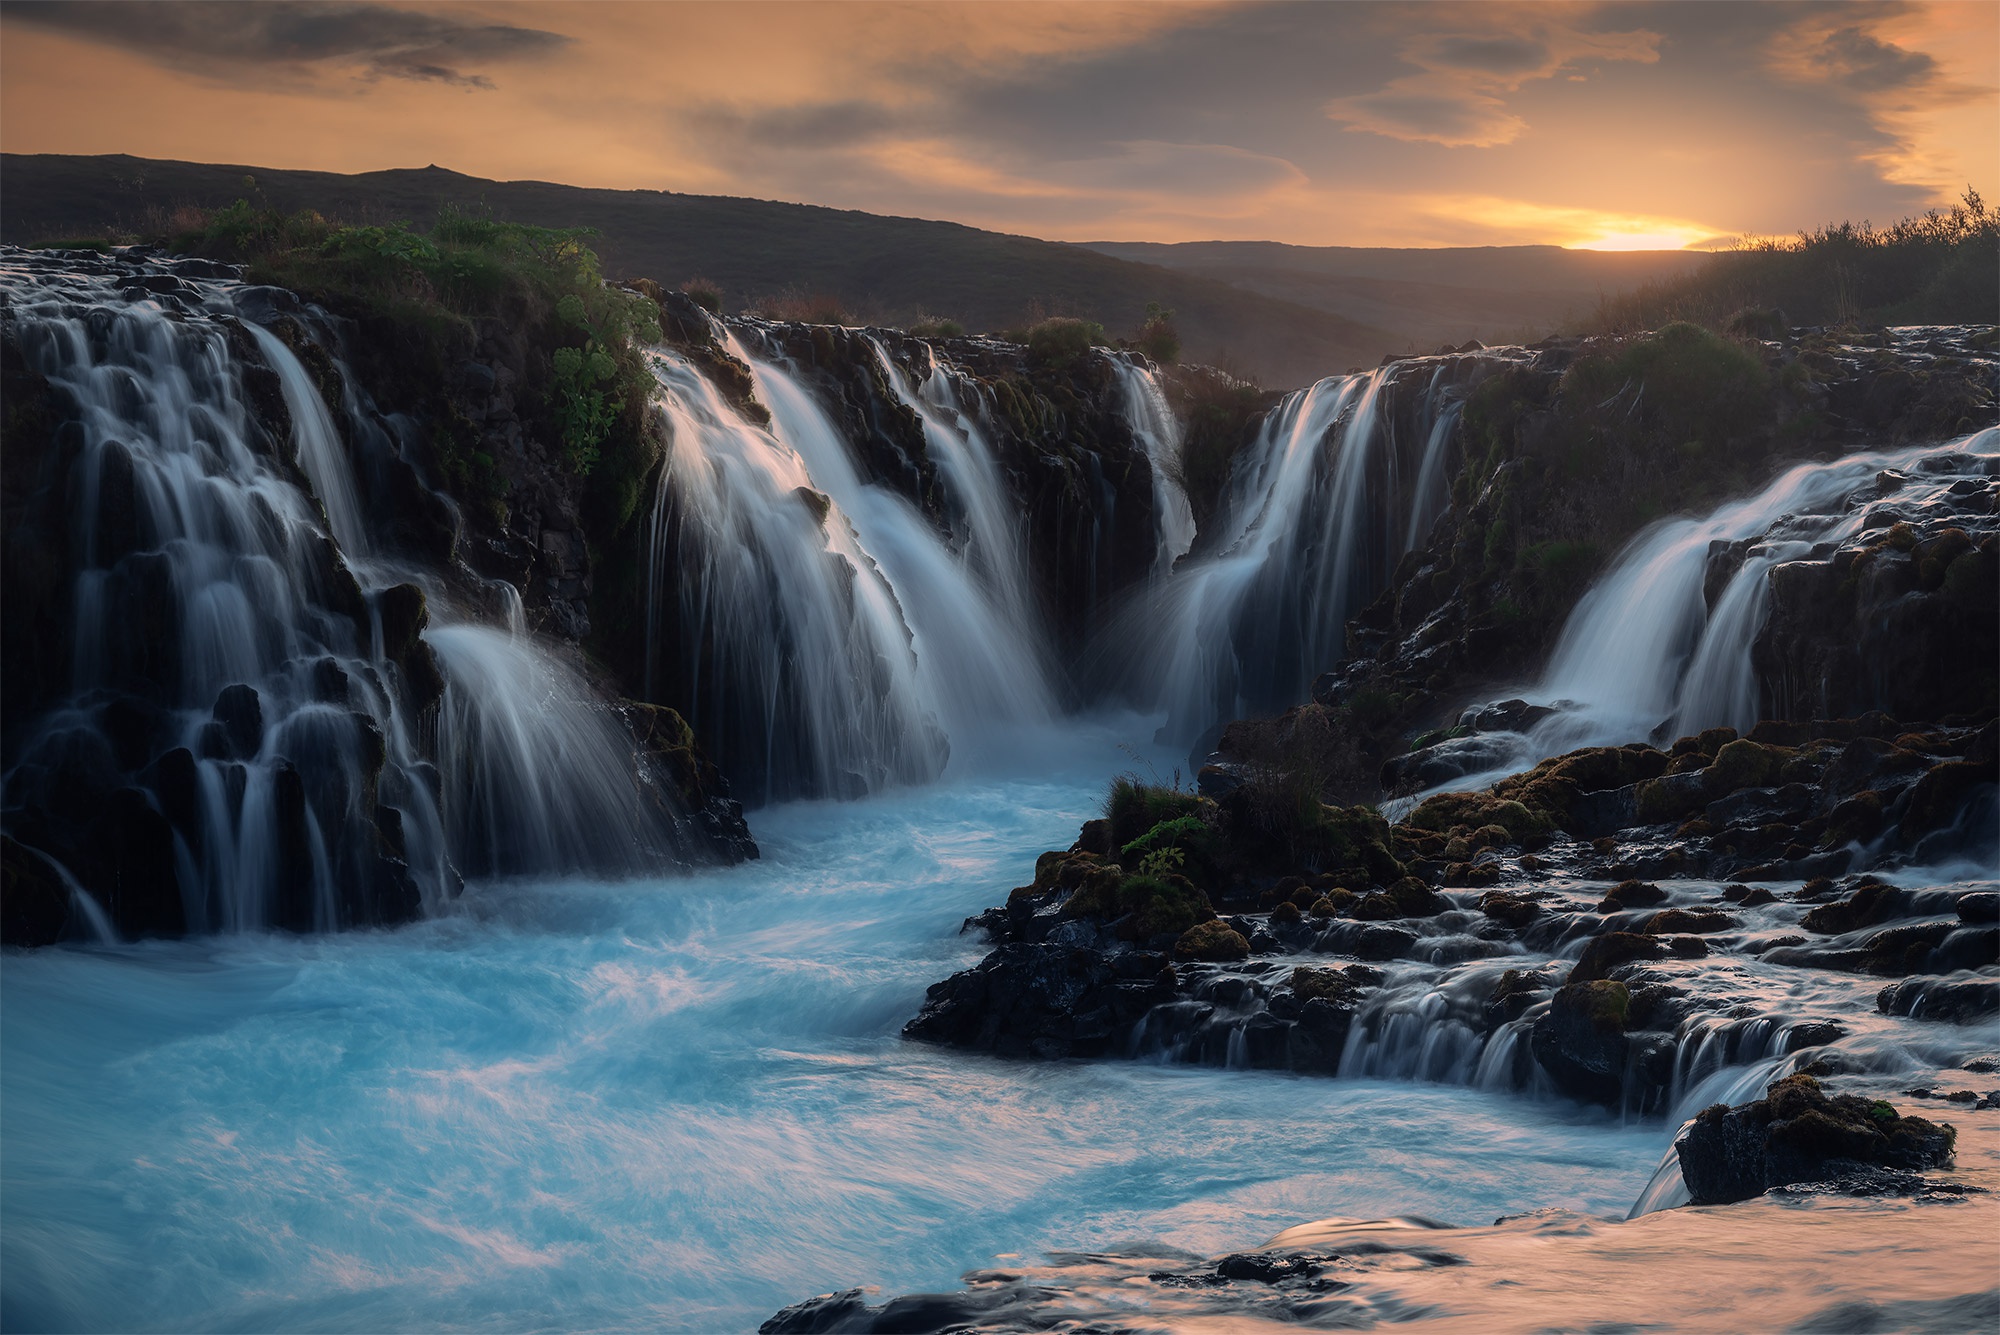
1677, 1074, 1956, 1204
1641, 907, 1735, 935
1064, 871, 1215, 942
1531, 979, 1632, 1105
1175, 920, 1250, 962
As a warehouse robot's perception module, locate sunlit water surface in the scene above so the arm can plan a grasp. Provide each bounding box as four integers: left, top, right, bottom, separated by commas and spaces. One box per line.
2, 720, 1990, 1332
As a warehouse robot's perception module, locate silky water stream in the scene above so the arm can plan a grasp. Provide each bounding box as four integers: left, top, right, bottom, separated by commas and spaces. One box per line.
0, 716, 1757, 1334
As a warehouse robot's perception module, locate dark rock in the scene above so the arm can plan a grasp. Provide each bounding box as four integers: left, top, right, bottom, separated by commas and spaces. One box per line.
758, 1289, 873, 1334
1, 834, 72, 946
1532, 979, 1632, 1106
1641, 907, 1734, 935
1568, 931, 1668, 983
1214, 1252, 1324, 1283
211, 683, 263, 761
1677, 1074, 1956, 1205
1596, 879, 1666, 913
1878, 977, 1998, 1023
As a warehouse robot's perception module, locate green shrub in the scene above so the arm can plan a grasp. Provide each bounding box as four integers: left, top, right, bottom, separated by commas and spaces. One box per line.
1136, 302, 1180, 363
1024, 317, 1106, 370
1105, 777, 1201, 848
909, 317, 965, 338
1589, 189, 1998, 331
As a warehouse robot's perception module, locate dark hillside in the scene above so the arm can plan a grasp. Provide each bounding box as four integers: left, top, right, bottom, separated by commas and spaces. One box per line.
1085, 239, 1706, 350
0, 153, 1391, 387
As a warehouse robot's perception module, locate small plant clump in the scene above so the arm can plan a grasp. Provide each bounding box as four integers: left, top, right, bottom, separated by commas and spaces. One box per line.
679, 277, 724, 313
1136, 302, 1180, 364
1023, 316, 1107, 371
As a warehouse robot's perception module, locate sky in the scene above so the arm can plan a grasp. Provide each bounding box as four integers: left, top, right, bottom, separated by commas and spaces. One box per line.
1, 1, 1993, 250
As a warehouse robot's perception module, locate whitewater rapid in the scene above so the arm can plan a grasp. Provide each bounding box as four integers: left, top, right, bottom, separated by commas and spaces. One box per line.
2, 718, 1676, 1334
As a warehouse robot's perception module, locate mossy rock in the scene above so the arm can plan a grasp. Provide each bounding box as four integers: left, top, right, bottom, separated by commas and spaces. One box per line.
1564, 978, 1630, 1031
1065, 871, 1215, 941
1479, 891, 1541, 929
1312, 889, 1358, 917
1596, 879, 1667, 913
1409, 793, 1552, 846
1704, 739, 1796, 795
1175, 919, 1250, 962
1634, 770, 1711, 823
1801, 881, 1901, 934
1287, 965, 1361, 1006
1641, 906, 1735, 935
1679, 1073, 1957, 1205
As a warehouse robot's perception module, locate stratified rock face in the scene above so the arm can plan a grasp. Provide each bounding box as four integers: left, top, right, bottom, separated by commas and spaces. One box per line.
1677, 1074, 1956, 1205
1756, 494, 1999, 724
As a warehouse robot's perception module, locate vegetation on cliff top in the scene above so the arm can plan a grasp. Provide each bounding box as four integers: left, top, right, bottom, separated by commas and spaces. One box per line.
1590, 189, 1998, 333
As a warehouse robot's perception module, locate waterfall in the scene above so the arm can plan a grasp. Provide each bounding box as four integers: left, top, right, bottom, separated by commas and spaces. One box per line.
1111, 358, 1196, 574
642, 344, 946, 801
1097, 356, 1496, 743
741, 332, 1060, 757
1, 248, 706, 939
868, 338, 1051, 659
429, 624, 684, 877
642, 330, 1062, 801
1518, 427, 2000, 759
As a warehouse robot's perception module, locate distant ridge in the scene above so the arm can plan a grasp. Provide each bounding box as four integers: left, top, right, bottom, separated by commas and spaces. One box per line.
3, 153, 1399, 387
1081, 239, 1706, 351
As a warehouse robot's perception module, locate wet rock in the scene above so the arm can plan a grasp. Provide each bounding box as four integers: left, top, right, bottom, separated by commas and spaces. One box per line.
1878, 977, 1999, 1023
0, 834, 72, 946
1596, 879, 1666, 913
211, 683, 263, 761
1641, 907, 1734, 935
1532, 979, 1633, 1106
1802, 881, 1907, 933
1677, 1074, 1956, 1205
902, 942, 1172, 1059
1214, 1252, 1325, 1283
1176, 920, 1249, 962
1568, 931, 1669, 983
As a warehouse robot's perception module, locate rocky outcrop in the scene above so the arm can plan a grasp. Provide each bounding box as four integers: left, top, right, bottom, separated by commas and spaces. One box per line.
1677, 1074, 1956, 1205
0, 247, 755, 946
905, 719, 1996, 1114
1232, 325, 1997, 806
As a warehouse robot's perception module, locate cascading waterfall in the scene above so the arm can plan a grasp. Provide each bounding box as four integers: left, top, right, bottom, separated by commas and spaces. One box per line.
1098, 356, 1496, 743
868, 338, 1053, 662
642, 345, 948, 802
741, 333, 1060, 754
1404, 365, 1465, 554
429, 623, 693, 877
643, 328, 1060, 800
1, 253, 450, 930
1111, 358, 1196, 574
1436, 428, 2000, 785
1, 250, 701, 936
